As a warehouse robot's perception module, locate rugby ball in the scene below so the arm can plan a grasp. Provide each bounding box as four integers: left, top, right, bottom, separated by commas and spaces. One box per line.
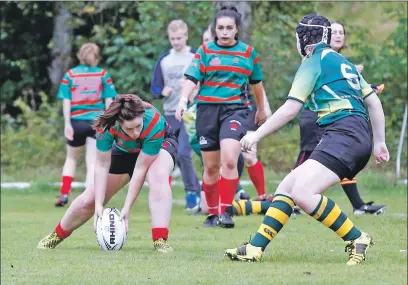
96, 207, 127, 251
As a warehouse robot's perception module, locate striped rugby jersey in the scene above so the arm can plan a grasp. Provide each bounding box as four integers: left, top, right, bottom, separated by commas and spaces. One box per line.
288, 43, 374, 125
57, 64, 117, 121
185, 41, 263, 105
96, 106, 166, 156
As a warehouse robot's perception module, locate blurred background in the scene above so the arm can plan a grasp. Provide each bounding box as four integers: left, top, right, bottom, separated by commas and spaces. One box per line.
1, 1, 407, 183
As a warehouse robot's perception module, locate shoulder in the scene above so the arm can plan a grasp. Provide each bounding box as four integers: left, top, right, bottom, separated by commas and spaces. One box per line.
157, 52, 171, 64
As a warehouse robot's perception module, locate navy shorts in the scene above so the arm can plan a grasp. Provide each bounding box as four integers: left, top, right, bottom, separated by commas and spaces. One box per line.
109, 129, 178, 178
67, 120, 96, 147
309, 115, 372, 180
245, 106, 259, 132
196, 104, 249, 151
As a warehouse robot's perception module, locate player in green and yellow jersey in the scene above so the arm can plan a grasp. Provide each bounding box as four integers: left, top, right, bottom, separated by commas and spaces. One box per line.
38, 95, 178, 252
55, 43, 117, 207
176, 6, 267, 229
225, 14, 389, 265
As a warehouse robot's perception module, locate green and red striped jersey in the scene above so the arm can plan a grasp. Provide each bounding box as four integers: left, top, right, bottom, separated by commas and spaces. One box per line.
96, 106, 166, 156
185, 41, 263, 105
57, 64, 117, 120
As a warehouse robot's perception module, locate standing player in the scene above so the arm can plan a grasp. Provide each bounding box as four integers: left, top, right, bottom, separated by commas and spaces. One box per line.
38, 94, 177, 252
150, 20, 201, 213
176, 6, 267, 228
55, 43, 117, 207
228, 21, 386, 217
225, 14, 389, 265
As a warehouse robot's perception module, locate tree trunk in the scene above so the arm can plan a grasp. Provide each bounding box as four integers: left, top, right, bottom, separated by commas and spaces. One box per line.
214, 1, 252, 43
48, 2, 72, 92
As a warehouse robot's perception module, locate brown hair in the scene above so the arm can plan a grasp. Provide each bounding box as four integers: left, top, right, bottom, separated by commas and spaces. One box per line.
331, 21, 347, 53
93, 94, 145, 130
77, 43, 100, 67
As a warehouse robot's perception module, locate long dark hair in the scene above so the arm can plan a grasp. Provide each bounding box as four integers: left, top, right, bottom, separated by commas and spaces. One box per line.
212, 6, 242, 41
93, 94, 145, 130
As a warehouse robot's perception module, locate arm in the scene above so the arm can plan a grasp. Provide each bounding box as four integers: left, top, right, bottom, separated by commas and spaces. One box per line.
101, 70, 117, 105
251, 81, 265, 111
150, 56, 166, 99
105, 98, 113, 109
364, 94, 385, 144
94, 150, 112, 209
255, 99, 302, 140
62, 99, 71, 125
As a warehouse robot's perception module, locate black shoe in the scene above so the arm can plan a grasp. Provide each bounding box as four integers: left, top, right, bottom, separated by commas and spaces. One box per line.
55, 194, 69, 207
218, 212, 235, 228
353, 202, 386, 215
225, 205, 237, 217
235, 189, 251, 201
203, 214, 219, 227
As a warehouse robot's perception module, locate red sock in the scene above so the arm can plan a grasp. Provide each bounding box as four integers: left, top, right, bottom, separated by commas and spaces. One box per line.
54, 222, 72, 239
219, 176, 239, 214
152, 228, 169, 241
247, 161, 265, 196
169, 176, 173, 185
60, 176, 74, 195
202, 181, 219, 215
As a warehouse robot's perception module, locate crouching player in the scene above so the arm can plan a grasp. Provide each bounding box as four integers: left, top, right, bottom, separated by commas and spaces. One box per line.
38, 94, 177, 252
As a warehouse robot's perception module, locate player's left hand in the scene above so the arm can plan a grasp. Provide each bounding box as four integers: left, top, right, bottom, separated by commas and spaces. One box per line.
240, 132, 260, 153
373, 141, 390, 165
175, 97, 188, 121
264, 106, 273, 119
255, 108, 267, 126
120, 208, 130, 233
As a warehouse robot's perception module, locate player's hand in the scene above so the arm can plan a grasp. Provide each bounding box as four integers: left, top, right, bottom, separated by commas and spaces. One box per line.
162, 86, 174, 97
373, 142, 390, 165
120, 208, 130, 233
240, 132, 261, 153
64, 123, 74, 141
255, 108, 267, 126
142, 101, 152, 109
175, 97, 188, 121
93, 204, 103, 233
264, 105, 273, 119
355, 64, 364, 73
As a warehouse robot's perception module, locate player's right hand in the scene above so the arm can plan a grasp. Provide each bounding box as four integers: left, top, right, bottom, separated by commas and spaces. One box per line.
93, 204, 103, 233
373, 141, 390, 165
240, 132, 260, 153
64, 123, 74, 141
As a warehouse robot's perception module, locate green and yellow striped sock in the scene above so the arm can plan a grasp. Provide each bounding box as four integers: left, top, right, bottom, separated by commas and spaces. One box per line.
250, 194, 294, 249
310, 195, 361, 241
232, 200, 271, 216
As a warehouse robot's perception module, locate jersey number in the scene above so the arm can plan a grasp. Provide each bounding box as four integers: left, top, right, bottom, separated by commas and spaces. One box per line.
341, 64, 360, 90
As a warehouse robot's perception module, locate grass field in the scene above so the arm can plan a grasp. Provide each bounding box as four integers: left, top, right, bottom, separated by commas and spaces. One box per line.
1, 171, 407, 285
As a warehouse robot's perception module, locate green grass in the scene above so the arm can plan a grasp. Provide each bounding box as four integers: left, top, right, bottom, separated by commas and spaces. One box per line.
1, 172, 407, 285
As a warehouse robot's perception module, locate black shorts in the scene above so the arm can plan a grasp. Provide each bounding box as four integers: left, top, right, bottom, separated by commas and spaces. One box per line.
109, 129, 178, 178
245, 106, 259, 132
196, 104, 249, 151
299, 109, 325, 152
309, 115, 372, 180
67, 120, 96, 147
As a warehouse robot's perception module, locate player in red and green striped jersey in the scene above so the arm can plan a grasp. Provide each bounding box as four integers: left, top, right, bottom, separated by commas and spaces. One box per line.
176, 6, 267, 229
38, 94, 178, 252
55, 43, 117, 207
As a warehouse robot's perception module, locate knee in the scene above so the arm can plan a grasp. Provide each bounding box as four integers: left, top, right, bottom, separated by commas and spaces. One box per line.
222, 157, 237, 172
204, 163, 220, 178
77, 191, 96, 210
243, 152, 258, 167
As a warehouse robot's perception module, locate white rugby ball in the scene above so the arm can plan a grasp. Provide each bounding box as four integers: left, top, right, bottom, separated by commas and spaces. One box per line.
96, 207, 127, 251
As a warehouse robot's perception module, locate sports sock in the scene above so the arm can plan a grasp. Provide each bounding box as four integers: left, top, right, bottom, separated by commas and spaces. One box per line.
250, 194, 294, 250
341, 178, 365, 209
233, 200, 272, 216
152, 228, 169, 241
310, 195, 361, 241
219, 176, 239, 214
55, 222, 72, 239
247, 161, 266, 196
202, 181, 219, 215
60, 176, 74, 196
